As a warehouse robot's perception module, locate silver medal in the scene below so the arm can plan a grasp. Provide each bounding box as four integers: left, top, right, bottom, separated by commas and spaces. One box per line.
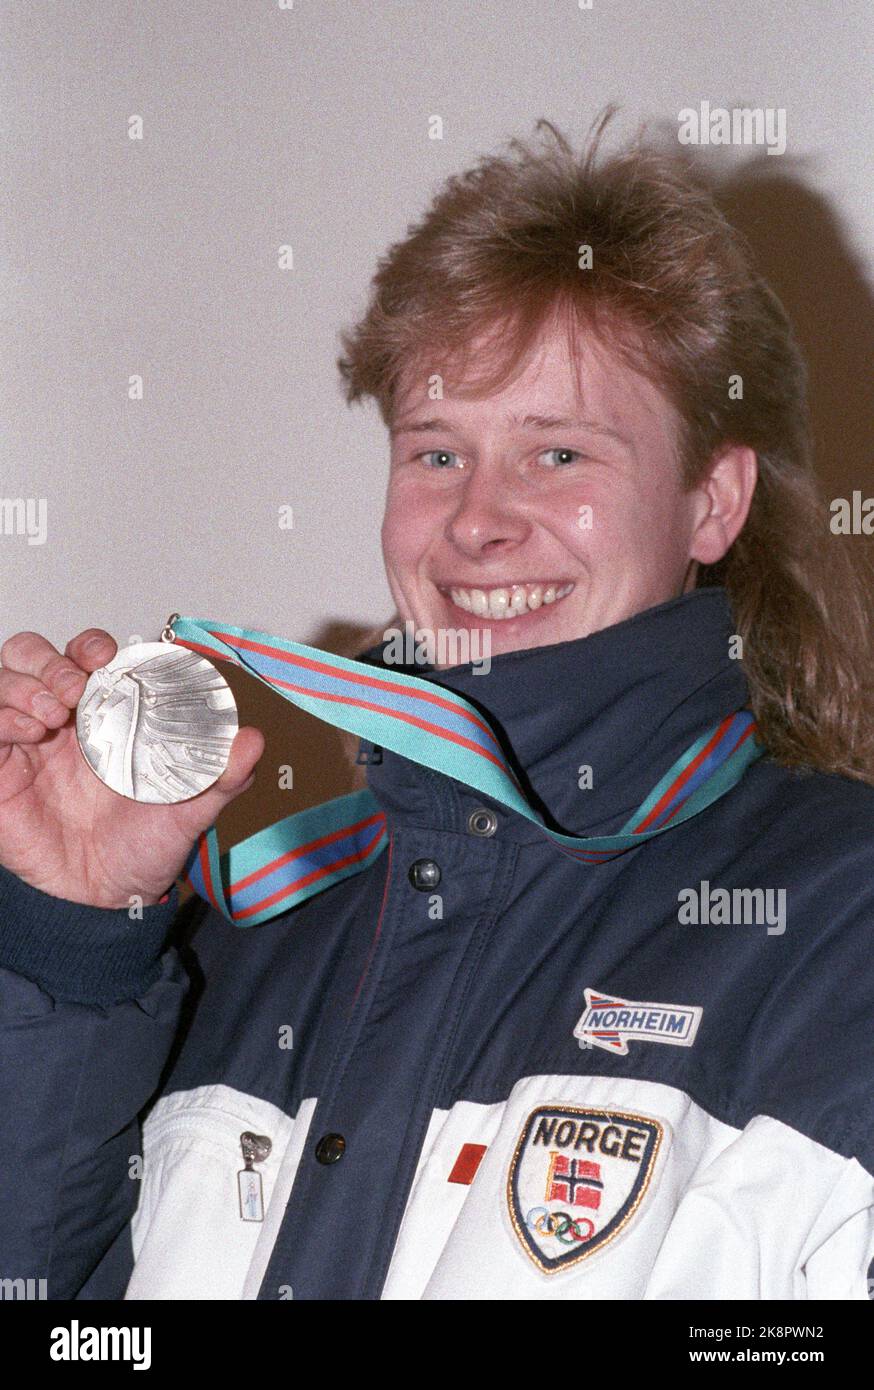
76, 624, 238, 804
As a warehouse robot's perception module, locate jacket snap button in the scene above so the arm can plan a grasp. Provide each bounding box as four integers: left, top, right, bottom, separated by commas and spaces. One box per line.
315, 1132, 346, 1165
467, 807, 498, 837
408, 858, 441, 890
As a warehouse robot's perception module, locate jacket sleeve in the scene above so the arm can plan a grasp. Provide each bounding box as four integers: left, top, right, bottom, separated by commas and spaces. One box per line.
0, 860, 191, 1299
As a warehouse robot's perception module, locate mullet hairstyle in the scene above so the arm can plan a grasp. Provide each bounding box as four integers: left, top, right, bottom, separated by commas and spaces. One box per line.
337, 108, 874, 783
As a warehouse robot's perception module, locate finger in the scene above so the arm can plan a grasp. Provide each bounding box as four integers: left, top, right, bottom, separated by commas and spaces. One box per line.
0, 706, 48, 744
0, 629, 106, 702
0, 630, 65, 679
0, 668, 73, 728
64, 629, 118, 674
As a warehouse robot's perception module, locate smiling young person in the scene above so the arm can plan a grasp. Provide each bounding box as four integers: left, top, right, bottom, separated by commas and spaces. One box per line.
381, 317, 755, 660
1, 113, 873, 1301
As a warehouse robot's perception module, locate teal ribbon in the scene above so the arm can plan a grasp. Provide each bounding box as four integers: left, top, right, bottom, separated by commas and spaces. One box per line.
170, 617, 765, 926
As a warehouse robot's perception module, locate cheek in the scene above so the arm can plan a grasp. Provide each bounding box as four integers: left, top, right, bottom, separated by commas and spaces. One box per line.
381, 482, 437, 580
545, 483, 649, 560
551, 479, 692, 573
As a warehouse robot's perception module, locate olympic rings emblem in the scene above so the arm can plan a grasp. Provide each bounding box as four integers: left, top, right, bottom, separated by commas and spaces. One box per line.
525, 1206, 595, 1245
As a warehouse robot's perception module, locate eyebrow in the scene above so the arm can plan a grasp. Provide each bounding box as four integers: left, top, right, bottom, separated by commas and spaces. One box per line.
390, 411, 632, 448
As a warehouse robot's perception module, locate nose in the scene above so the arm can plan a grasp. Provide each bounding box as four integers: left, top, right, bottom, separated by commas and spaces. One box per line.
445, 464, 531, 559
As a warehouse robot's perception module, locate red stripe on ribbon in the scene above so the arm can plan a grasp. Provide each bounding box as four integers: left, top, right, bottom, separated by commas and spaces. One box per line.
229, 812, 386, 896
197, 832, 223, 914
632, 714, 734, 834
230, 823, 387, 921
645, 718, 757, 832
560, 718, 758, 861
177, 632, 524, 793
206, 628, 504, 758
266, 677, 511, 774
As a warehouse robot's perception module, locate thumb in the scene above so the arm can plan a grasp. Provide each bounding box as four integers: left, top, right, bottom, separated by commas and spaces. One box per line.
184, 725, 265, 828
213, 726, 266, 796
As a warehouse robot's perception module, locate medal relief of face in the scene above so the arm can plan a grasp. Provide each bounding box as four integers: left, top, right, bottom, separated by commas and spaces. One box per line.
78, 646, 238, 802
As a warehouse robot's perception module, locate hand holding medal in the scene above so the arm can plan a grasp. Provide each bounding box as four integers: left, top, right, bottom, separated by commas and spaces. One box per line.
0, 617, 264, 910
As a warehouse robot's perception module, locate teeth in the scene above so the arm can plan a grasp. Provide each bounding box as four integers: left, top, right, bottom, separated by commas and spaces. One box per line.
443, 581, 575, 619
488, 588, 509, 619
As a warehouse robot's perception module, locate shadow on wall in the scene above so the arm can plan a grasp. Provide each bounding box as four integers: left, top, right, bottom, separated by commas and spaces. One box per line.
195, 153, 874, 901
712, 155, 874, 606
714, 156, 874, 502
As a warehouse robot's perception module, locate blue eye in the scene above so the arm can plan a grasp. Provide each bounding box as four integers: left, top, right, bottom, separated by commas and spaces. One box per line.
420, 449, 460, 469
541, 448, 582, 467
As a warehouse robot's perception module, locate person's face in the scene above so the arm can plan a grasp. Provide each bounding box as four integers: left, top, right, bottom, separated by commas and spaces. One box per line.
382, 319, 738, 661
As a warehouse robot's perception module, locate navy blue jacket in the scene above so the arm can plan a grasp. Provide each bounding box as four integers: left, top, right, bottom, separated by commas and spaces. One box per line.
2, 588, 873, 1299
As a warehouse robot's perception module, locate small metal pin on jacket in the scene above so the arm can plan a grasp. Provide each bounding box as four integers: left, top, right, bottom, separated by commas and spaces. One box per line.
238, 1131, 272, 1222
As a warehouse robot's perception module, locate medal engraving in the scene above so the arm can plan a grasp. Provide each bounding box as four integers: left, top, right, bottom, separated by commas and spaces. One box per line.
76, 642, 238, 803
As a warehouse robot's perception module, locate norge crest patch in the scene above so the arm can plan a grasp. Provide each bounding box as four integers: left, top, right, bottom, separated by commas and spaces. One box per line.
507, 1105, 663, 1274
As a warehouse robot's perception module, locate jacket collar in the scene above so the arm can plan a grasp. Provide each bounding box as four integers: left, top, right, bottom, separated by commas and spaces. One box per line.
359, 586, 750, 838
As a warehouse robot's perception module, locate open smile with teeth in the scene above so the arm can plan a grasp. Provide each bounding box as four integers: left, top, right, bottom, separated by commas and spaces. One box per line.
443, 581, 576, 620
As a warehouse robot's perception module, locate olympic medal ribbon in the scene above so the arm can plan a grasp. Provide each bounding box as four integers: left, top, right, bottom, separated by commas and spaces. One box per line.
171, 615, 764, 926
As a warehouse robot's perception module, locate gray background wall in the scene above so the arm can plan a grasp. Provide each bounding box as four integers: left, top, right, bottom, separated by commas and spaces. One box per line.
2, 0, 872, 836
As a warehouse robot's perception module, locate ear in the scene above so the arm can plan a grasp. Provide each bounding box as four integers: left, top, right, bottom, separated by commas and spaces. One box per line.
688, 445, 758, 566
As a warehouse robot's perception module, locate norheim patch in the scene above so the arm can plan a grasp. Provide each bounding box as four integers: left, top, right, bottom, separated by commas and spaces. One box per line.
507, 1105, 663, 1274
574, 988, 703, 1055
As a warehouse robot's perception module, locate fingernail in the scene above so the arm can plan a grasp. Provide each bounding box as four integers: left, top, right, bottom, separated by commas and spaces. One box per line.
84, 636, 109, 653
14, 714, 39, 731
55, 669, 85, 694
32, 691, 66, 720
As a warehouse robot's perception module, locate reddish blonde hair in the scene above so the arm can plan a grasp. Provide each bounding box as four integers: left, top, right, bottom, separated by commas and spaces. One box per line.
337, 109, 874, 781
